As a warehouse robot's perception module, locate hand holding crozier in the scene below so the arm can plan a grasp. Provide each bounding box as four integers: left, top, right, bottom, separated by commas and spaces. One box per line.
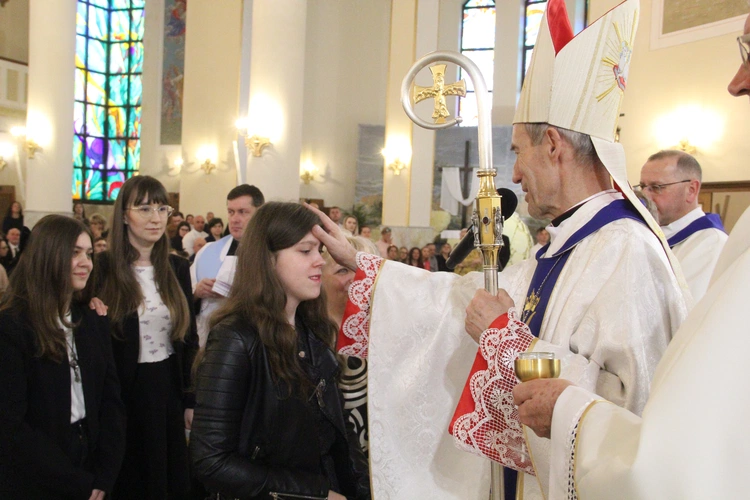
513, 354, 571, 439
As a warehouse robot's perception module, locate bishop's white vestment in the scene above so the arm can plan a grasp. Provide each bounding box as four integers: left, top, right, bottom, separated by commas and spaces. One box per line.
547, 205, 750, 499
338, 191, 688, 499
662, 207, 727, 301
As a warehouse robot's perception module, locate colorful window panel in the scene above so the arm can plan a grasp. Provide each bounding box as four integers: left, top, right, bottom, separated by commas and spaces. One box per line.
74, 0, 144, 202
459, 0, 495, 127
522, 0, 548, 81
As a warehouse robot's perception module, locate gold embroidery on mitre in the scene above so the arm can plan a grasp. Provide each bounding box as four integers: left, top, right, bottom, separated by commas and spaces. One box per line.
595, 11, 637, 105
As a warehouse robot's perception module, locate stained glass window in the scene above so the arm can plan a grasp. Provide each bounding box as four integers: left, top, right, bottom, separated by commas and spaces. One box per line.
74, 0, 144, 202
522, 0, 548, 81
459, 0, 495, 127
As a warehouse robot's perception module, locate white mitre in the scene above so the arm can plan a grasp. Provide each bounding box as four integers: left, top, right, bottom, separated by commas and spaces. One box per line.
514, 0, 689, 295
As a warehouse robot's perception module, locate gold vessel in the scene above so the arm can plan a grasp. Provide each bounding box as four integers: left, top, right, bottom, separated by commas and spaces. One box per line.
514, 352, 561, 382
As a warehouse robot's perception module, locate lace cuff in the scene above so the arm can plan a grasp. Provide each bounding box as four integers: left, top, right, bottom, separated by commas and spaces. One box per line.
336, 252, 384, 358
449, 308, 536, 475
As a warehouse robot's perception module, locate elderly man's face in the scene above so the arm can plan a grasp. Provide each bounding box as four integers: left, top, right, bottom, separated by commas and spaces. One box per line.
729, 14, 750, 98
639, 157, 692, 226
511, 125, 558, 220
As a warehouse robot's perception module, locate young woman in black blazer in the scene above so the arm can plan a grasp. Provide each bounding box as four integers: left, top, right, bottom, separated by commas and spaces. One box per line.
0, 215, 126, 499
95, 176, 198, 499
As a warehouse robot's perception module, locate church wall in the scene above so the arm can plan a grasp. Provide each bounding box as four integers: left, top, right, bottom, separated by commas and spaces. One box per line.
590, 0, 750, 186
299, 0, 390, 210
0, 0, 29, 63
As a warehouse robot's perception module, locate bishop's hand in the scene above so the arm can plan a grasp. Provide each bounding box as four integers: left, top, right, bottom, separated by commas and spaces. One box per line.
305, 203, 358, 271
465, 288, 515, 343
513, 378, 573, 438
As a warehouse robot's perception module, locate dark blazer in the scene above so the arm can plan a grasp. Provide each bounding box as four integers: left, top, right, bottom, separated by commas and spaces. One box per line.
95, 252, 199, 408
0, 306, 126, 499
190, 316, 371, 500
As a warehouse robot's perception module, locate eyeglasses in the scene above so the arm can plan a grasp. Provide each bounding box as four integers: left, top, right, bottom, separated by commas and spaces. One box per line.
633, 179, 690, 195
738, 34, 750, 67
128, 205, 174, 218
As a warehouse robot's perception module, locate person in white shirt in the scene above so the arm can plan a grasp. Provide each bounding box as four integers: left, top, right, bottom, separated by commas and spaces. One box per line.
637, 150, 728, 300
182, 215, 208, 257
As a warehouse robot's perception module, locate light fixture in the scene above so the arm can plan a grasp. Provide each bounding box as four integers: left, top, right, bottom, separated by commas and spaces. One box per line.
246, 135, 271, 157
653, 105, 724, 155
381, 136, 412, 176
195, 145, 218, 175
11, 126, 42, 159
300, 160, 317, 184
237, 95, 284, 158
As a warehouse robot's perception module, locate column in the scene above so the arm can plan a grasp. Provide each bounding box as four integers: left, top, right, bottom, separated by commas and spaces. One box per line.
244, 0, 307, 203
24, 0, 77, 226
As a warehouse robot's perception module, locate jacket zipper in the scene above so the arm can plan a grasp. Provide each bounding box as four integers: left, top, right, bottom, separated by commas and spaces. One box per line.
269, 493, 327, 499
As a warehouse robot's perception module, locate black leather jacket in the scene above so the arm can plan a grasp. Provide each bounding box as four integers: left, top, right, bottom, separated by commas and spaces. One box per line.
190, 316, 371, 500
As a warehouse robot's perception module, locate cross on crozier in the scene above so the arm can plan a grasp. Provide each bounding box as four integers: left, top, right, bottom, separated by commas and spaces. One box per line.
413, 64, 467, 124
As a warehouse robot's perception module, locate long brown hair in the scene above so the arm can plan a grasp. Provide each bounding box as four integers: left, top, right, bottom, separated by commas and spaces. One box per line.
98, 176, 189, 341
210, 202, 337, 395
0, 215, 93, 362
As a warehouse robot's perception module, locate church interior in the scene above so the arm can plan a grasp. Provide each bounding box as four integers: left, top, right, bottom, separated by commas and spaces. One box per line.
0, 0, 748, 241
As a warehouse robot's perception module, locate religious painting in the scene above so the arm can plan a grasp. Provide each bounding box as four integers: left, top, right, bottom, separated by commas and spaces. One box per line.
160, 0, 186, 145
651, 0, 746, 49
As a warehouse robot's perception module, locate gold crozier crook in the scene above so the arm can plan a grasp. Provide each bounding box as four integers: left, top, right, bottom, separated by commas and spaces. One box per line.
401, 51, 507, 500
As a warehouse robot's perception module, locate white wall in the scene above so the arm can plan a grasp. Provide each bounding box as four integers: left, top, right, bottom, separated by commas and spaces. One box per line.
299, 0, 390, 209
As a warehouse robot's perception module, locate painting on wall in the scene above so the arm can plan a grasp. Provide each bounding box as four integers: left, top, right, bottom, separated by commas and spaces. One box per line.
651, 0, 746, 49
160, 0, 186, 145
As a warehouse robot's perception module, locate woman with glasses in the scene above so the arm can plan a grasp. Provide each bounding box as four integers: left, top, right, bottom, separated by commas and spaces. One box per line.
94, 176, 198, 499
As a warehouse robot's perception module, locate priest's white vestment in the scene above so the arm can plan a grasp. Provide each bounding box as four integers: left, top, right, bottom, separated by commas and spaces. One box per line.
547, 205, 750, 499
339, 191, 688, 499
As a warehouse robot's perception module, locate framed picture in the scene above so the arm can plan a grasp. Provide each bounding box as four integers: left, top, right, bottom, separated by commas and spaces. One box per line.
698, 181, 750, 233
650, 0, 746, 50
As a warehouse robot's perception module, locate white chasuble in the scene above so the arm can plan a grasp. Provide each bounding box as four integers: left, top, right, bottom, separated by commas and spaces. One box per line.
339, 192, 688, 499
548, 206, 750, 500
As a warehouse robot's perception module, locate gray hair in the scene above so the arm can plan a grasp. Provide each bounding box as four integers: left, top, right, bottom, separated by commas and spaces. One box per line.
646, 149, 702, 181
524, 123, 600, 165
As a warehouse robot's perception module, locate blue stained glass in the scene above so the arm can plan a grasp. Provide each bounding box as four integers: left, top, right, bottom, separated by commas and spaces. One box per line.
112, 0, 131, 9
129, 107, 141, 138
86, 137, 105, 169
86, 104, 106, 137
72, 168, 83, 199
129, 75, 142, 105
461, 8, 496, 50
131, 9, 145, 40
74, 102, 85, 134
107, 171, 126, 200
87, 39, 107, 73
108, 107, 127, 137
108, 75, 128, 106
87, 72, 107, 105
464, 0, 495, 6
461, 50, 494, 92
75, 35, 87, 69
88, 5, 109, 40
76, 3, 88, 35
85, 170, 104, 201
129, 42, 144, 73
127, 139, 140, 170
110, 10, 130, 41
75, 69, 86, 101
73, 135, 84, 166
90, 0, 109, 8
131, 0, 145, 8
109, 42, 128, 74
108, 140, 127, 170
525, 2, 548, 46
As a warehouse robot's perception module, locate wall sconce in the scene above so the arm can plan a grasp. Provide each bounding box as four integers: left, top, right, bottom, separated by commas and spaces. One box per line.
382, 136, 412, 176
195, 145, 218, 175
236, 117, 272, 157
11, 126, 42, 159
237, 95, 284, 158
300, 160, 317, 184
653, 106, 723, 156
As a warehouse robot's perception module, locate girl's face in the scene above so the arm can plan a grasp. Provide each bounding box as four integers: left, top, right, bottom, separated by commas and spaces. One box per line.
125, 198, 168, 248
74, 203, 84, 215
179, 224, 190, 237
274, 232, 325, 311
343, 217, 357, 233
71, 232, 94, 292
10, 202, 20, 216
0, 240, 8, 257
210, 223, 223, 238
400, 247, 408, 260
410, 248, 420, 260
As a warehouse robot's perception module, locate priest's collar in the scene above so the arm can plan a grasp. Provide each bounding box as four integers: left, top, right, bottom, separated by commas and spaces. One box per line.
550, 190, 618, 227
545, 190, 620, 252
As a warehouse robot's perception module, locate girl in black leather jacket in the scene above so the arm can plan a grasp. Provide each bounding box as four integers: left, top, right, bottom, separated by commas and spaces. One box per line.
190, 202, 370, 500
